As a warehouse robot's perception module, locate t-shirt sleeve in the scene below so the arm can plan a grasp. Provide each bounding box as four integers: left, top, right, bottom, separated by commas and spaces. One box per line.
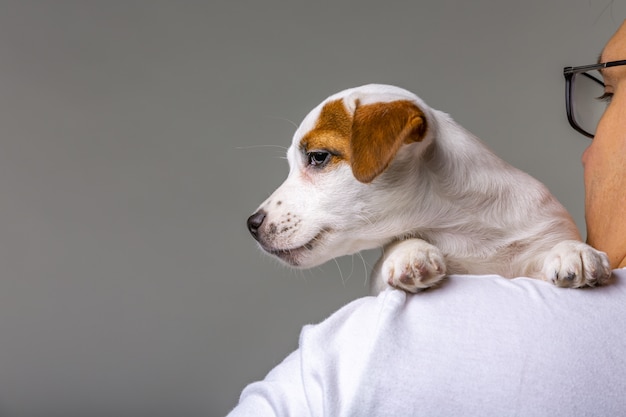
226, 350, 308, 417
226, 295, 378, 417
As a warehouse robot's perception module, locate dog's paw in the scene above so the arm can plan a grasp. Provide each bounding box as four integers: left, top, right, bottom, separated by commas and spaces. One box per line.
541, 240, 611, 288
381, 239, 447, 293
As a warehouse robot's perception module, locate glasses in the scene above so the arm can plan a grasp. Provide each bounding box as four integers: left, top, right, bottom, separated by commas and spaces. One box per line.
563, 59, 626, 138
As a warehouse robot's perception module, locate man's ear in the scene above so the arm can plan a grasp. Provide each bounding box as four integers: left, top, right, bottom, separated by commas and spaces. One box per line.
350, 100, 427, 183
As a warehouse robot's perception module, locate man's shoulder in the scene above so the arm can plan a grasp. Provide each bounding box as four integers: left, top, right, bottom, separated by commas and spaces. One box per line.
305, 269, 626, 341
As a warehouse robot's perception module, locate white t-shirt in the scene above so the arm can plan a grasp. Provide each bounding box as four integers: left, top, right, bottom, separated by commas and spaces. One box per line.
227, 270, 626, 417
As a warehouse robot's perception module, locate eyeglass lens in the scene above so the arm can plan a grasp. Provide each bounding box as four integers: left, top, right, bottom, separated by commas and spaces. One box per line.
571, 71, 606, 137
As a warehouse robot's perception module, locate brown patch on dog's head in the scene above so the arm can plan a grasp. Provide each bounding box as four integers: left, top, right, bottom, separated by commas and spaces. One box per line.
351, 100, 427, 183
300, 99, 353, 166
299, 98, 427, 183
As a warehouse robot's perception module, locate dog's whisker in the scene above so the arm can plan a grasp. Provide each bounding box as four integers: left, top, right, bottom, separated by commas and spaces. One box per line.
292, 266, 309, 283
333, 258, 346, 286
265, 115, 299, 129
340, 255, 356, 286
347, 255, 356, 283
356, 252, 371, 288
235, 144, 289, 152
358, 251, 372, 269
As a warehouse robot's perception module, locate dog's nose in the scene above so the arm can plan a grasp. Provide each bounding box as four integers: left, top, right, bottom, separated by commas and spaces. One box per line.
247, 210, 266, 241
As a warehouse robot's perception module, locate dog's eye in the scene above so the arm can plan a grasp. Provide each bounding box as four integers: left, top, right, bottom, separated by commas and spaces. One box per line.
307, 151, 331, 167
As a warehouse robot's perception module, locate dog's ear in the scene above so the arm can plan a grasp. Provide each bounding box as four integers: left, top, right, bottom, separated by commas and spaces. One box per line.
350, 100, 427, 183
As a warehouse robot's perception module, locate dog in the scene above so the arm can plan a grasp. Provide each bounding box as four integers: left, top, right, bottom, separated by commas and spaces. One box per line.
247, 84, 611, 294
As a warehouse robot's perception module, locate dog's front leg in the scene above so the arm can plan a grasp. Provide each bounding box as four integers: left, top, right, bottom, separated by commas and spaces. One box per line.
370, 239, 447, 294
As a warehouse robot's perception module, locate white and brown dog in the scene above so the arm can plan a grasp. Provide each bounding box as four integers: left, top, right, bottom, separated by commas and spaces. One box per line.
247, 84, 611, 294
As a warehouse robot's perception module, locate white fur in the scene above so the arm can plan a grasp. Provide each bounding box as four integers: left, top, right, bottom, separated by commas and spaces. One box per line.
248, 84, 611, 293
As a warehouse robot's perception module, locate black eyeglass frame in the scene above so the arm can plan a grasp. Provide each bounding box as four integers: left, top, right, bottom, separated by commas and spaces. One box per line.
563, 59, 626, 138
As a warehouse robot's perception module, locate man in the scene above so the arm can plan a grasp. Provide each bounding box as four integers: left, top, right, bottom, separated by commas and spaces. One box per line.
227, 21, 626, 416
582, 21, 626, 269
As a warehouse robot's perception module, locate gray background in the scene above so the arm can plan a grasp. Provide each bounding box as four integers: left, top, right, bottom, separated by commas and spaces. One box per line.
0, 1, 623, 416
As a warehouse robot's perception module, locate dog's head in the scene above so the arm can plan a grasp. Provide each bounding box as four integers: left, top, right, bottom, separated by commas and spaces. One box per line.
247, 84, 435, 268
